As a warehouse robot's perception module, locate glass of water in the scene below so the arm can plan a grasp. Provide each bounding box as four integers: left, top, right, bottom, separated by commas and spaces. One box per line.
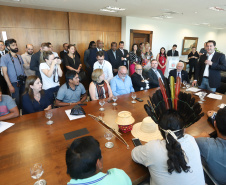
112, 95, 118, 106
30, 163, 46, 185
183, 81, 187, 88
99, 99, 105, 111
198, 92, 206, 104
45, 110, 53, 125
131, 92, 136, 103
104, 131, 114, 148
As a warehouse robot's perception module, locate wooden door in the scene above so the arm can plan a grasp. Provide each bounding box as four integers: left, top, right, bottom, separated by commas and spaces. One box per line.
130, 29, 153, 51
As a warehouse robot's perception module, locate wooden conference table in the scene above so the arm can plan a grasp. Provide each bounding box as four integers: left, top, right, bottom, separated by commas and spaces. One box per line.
1, 88, 225, 185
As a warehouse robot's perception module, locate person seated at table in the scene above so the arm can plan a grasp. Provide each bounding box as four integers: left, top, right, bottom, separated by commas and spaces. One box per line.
131, 64, 149, 92
144, 59, 165, 88
0, 87, 19, 121
66, 136, 132, 185
89, 69, 113, 101
195, 107, 226, 185
110, 66, 134, 96
22, 76, 51, 115
55, 70, 87, 107
39, 51, 63, 104
93, 51, 113, 83
169, 62, 190, 83
132, 110, 205, 185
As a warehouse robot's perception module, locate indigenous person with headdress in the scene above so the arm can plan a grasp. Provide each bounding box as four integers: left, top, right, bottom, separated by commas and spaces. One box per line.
89, 69, 112, 101
131, 76, 205, 185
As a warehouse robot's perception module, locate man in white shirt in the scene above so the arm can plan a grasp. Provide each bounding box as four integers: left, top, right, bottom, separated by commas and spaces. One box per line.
192, 40, 226, 92
21, 44, 35, 77
93, 51, 113, 83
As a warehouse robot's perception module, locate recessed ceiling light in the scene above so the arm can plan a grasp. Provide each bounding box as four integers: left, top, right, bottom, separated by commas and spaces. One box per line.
201, 23, 209, 25
106, 6, 125, 11
12, 0, 21, 1
194, 12, 198, 14
215, 27, 224, 29
209, 6, 225, 11
152, 16, 164, 20
193, 23, 200, 26
99, 9, 117, 13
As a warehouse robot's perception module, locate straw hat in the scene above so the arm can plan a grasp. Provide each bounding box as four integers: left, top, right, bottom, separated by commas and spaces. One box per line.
131, 117, 163, 142
115, 111, 135, 126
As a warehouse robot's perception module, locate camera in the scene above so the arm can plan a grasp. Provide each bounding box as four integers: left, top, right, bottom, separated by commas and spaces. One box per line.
17, 75, 27, 83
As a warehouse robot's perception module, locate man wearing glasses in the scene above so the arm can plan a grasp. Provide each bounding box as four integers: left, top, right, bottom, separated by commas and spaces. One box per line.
55, 70, 87, 107
110, 66, 134, 96
131, 64, 149, 92
93, 51, 113, 83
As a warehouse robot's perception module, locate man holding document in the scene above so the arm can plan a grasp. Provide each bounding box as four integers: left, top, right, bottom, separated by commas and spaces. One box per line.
192, 40, 226, 92
0, 87, 19, 121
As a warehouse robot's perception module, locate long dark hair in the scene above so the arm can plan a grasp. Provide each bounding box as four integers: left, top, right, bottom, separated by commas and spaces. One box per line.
159, 47, 167, 58
131, 44, 141, 57
159, 110, 190, 174
88, 41, 95, 49
23, 75, 44, 100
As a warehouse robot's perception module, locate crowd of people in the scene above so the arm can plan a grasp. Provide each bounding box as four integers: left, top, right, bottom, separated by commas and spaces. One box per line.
0, 38, 226, 185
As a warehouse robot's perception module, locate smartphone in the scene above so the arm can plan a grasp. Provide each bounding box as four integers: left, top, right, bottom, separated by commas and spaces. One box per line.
132, 138, 142, 147
78, 103, 87, 106
136, 98, 143, 102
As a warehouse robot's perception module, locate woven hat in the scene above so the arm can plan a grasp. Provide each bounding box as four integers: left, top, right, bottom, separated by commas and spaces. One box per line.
115, 111, 135, 126
131, 117, 163, 142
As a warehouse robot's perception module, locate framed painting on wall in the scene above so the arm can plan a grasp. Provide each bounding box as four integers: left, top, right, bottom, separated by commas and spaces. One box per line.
182, 37, 198, 55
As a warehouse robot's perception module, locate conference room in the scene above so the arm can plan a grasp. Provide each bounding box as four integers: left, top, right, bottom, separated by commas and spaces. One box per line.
0, 0, 226, 185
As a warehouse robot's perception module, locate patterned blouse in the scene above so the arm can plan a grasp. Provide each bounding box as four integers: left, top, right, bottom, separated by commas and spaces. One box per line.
129, 51, 142, 64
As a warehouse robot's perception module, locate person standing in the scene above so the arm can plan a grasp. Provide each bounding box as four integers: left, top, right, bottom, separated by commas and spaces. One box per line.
141, 42, 153, 72
0, 40, 8, 94
30, 42, 50, 80
192, 40, 226, 92
167, 44, 179, 56
0, 39, 26, 108
129, 44, 142, 76
157, 47, 168, 75
21, 44, 35, 77
199, 42, 207, 56
117, 41, 129, 69
107, 42, 121, 76
39, 51, 62, 104
188, 47, 199, 80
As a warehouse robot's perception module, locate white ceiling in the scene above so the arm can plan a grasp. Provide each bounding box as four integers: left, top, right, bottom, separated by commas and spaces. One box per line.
1, 0, 226, 29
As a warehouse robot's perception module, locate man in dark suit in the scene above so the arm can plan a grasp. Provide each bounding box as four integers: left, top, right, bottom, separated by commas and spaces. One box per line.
144, 59, 165, 88
60, 43, 69, 60
169, 62, 189, 83
167, 44, 179, 56
0, 40, 8, 94
117, 41, 129, 69
107, 42, 122, 76
88, 40, 108, 74
30, 42, 50, 80
131, 64, 149, 92
192, 40, 226, 92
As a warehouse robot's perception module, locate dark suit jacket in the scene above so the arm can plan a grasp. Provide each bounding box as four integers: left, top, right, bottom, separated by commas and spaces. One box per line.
88, 48, 108, 71
169, 69, 190, 83
117, 48, 129, 67
0, 50, 8, 94
107, 49, 122, 75
131, 72, 147, 92
167, 49, 179, 56
144, 68, 165, 88
195, 52, 226, 88
30, 50, 41, 80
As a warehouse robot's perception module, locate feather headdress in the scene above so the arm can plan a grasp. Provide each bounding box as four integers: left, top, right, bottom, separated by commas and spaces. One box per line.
144, 76, 204, 128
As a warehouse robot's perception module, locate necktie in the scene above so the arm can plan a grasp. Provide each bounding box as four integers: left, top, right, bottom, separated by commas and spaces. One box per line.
177, 72, 180, 77
172, 50, 174, 56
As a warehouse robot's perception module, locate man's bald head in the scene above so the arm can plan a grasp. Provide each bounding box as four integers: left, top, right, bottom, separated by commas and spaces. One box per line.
96, 40, 103, 49
26, 44, 34, 55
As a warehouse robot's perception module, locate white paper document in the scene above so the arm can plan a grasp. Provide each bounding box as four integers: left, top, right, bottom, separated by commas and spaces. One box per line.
65, 109, 86, 121
207, 93, 223, 100
0, 121, 15, 133
186, 87, 201, 92
218, 104, 226, 109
